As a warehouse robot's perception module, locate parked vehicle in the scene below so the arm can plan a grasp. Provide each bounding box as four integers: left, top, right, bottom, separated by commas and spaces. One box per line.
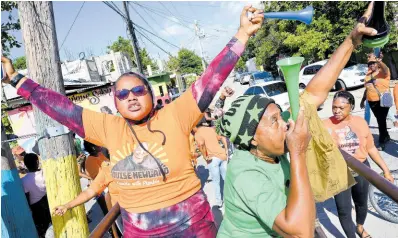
243, 81, 292, 111
299, 60, 367, 91
248, 71, 275, 86
238, 72, 250, 84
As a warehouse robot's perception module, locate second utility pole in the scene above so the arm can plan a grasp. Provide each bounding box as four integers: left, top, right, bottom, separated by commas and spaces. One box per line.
123, 1, 144, 74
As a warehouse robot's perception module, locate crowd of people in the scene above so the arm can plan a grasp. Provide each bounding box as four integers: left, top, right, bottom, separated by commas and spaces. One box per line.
3, 3, 397, 238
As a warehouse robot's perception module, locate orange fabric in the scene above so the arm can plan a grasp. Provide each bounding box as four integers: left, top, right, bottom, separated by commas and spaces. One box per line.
365, 69, 390, 102
323, 115, 375, 161
85, 153, 109, 180
194, 127, 227, 161
83, 88, 202, 213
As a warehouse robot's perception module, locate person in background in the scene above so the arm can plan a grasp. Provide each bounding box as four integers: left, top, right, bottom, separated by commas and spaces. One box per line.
361, 91, 372, 125
155, 98, 163, 110
323, 91, 393, 238
193, 124, 228, 208
12, 145, 28, 177
189, 132, 199, 170
387, 82, 398, 133
363, 52, 391, 151
214, 86, 235, 120
22, 153, 52, 237
100, 106, 113, 115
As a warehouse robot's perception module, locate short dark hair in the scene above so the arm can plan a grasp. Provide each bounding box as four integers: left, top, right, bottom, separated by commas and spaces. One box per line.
24, 153, 39, 172
334, 91, 355, 110
84, 141, 99, 156
165, 99, 170, 104
157, 99, 163, 104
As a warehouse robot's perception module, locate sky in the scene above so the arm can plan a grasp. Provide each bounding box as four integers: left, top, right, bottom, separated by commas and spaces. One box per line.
2, 1, 262, 63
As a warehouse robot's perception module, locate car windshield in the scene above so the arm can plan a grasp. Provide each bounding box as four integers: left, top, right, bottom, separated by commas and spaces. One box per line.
253, 72, 272, 80
262, 82, 288, 97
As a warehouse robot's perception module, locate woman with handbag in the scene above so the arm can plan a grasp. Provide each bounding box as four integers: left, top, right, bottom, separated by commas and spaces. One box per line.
363, 52, 392, 151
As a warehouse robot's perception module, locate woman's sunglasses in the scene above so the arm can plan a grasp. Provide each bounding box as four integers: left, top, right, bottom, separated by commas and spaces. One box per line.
115, 85, 148, 101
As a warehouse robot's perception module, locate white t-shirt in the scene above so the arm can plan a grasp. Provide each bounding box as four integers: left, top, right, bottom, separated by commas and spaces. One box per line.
21, 170, 47, 205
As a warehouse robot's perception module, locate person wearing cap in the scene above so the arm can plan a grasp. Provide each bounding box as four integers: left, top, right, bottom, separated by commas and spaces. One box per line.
362, 52, 391, 150
216, 3, 378, 237
2, 5, 264, 237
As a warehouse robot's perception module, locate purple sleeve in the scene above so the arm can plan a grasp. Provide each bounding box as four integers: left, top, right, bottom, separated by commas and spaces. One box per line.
192, 37, 245, 112
17, 79, 85, 137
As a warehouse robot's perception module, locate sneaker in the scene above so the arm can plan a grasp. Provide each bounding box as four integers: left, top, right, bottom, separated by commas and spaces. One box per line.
388, 127, 398, 133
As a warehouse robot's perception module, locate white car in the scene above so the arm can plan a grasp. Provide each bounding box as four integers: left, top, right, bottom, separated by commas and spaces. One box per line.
243, 81, 298, 111
299, 60, 367, 91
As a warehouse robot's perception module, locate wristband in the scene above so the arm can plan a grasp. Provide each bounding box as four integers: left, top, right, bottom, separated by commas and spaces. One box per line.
10, 73, 25, 88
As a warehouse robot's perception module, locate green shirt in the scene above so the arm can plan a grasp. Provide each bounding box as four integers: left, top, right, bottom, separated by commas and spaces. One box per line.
217, 150, 291, 238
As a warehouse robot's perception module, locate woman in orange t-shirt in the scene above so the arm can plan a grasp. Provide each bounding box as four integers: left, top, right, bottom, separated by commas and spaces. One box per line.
323, 91, 393, 238
363, 52, 391, 150
2, 6, 264, 237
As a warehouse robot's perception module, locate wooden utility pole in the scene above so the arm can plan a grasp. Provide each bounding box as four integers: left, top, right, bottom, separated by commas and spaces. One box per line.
123, 1, 144, 74
1, 125, 38, 238
18, 2, 89, 237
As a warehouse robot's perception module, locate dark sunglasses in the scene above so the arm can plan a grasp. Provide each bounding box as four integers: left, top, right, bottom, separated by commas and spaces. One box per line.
115, 85, 147, 101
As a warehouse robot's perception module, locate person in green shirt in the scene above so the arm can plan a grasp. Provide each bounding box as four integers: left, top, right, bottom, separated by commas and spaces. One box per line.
216, 96, 314, 237
215, 3, 378, 237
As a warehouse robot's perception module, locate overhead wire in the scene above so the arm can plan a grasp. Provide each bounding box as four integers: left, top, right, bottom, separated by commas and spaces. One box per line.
60, 1, 86, 50
133, 23, 180, 49
135, 28, 173, 57
132, 2, 194, 30
102, 1, 126, 19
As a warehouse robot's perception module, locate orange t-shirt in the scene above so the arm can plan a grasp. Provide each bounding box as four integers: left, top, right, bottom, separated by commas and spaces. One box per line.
85, 153, 109, 180
194, 127, 227, 161
365, 69, 390, 102
323, 115, 375, 161
84, 89, 202, 213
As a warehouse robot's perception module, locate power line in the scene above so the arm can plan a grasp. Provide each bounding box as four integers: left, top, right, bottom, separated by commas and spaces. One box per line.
128, 3, 157, 35
158, 1, 191, 28
59, 1, 86, 50
133, 23, 180, 49
102, 1, 127, 19
135, 28, 173, 57
132, 2, 194, 31
135, 3, 181, 43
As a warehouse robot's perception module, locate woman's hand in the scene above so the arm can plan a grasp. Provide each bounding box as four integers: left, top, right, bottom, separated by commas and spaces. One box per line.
349, 2, 378, 47
384, 172, 394, 183
53, 204, 69, 216
235, 5, 264, 44
1, 56, 18, 84
286, 107, 311, 157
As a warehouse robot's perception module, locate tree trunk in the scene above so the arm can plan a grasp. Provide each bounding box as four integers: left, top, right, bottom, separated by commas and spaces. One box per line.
1, 125, 38, 237
17, 2, 89, 237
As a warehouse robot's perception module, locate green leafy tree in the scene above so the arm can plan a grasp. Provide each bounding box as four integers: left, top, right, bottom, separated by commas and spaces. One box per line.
107, 36, 158, 71
1, 1, 21, 56
166, 48, 203, 75
254, 1, 398, 72
13, 56, 26, 70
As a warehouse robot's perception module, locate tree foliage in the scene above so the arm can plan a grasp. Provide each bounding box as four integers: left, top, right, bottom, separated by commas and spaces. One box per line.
13, 56, 26, 70
166, 48, 203, 75
248, 1, 398, 73
107, 36, 158, 71
1, 1, 21, 56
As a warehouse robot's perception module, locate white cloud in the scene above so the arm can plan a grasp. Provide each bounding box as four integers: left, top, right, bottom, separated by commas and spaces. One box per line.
160, 24, 189, 36
219, 1, 263, 15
